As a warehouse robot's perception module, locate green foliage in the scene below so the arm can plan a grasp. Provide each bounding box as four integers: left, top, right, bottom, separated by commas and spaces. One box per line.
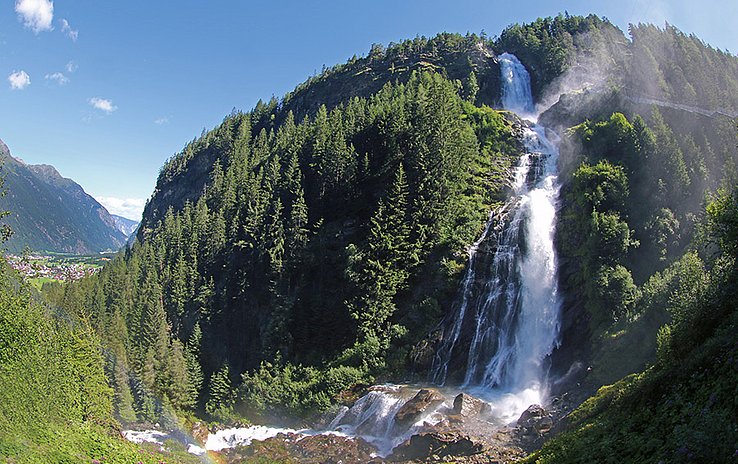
206, 363, 236, 421
0, 261, 189, 463
558, 104, 732, 333
0, 421, 200, 464
705, 187, 738, 258
56, 68, 519, 419
527, 187, 738, 464
345, 164, 412, 368
627, 23, 738, 111
595, 264, 639, 321
495, 14, 625, 97
645, 208, 680, 261
570, 159, 629, 213
558, 160, 637, 328
237, 361, 365, 419
0, 265, 113, 435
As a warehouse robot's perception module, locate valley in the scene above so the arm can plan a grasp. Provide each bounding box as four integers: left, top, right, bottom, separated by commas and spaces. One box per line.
5, 252, 112, 288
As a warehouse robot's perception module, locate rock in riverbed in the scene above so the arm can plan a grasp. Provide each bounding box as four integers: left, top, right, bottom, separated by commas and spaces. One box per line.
516, 404, 553, 435
387, 431, 484, 461
393, 388, 446, 429
453, 392, 492, 418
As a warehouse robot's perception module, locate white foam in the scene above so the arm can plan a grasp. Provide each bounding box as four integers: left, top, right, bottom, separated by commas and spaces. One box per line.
187, 443, 207, 455
204, 425, 305, 451
122, 429, 208, 456
122, 430, 168, 445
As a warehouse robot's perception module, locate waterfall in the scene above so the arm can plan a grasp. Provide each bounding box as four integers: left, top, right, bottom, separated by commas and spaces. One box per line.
431, 52, 561, 418
329, 385, 447, 456
500, 53, 535, 116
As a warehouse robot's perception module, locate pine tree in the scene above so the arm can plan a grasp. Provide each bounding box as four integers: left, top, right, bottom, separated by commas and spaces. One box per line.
285, 185, 309, 274
464, 70, 479, 103
205, 363, 234, 418
262, 195, 285, 276
163, 338, 190, 409
346, 164, 411, 367
184, 324, 204, 408
107, 308, 137, 423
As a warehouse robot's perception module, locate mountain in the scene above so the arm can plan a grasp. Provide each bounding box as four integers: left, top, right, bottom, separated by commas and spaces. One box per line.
42, 14, 738, 463
0, 139, 127, 254
111, 214, 139, 237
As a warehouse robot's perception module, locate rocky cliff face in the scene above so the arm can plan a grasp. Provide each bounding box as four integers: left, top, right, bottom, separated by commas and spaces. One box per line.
0, 139, 127, 253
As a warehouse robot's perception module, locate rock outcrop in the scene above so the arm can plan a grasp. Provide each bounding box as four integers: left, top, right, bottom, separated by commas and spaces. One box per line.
227, 433, 378, 464
388, 431, 484, 461
393, 389, 446, 429
516, 404, 553, 435
452, 393, 492, 418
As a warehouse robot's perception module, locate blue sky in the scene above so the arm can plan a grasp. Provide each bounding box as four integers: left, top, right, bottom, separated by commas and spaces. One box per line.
1, 0, 735, 220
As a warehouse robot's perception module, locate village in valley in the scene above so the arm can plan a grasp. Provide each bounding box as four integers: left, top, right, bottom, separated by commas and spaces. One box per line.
6, 251, 112, 287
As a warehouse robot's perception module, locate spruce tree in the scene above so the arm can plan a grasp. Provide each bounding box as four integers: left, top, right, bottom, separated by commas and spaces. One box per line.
205, 363, 234, 418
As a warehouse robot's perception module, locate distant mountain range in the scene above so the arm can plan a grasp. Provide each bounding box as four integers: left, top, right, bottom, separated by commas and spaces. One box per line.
0, 138, 130, 254
111, 214, 139, 238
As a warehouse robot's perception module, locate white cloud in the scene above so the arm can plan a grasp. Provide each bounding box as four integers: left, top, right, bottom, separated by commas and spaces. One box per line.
8, 70, 31, 90
15, 0, 54, 34
60, 18, 77, 41
45, 71, 68, 85
95, 196, 146, 220
154, 117, 169, 125
66, 61, 78, 73
88, 97, 117, 114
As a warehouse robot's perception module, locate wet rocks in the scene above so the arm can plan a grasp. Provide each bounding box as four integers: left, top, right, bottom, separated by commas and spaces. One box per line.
452, 393, 492, 418
516, 404, 553, 435
336, 382, 371, 405
227, 433, 378, 464
394, 389, 446, 429
190, 421, 209, 445
387, 431, 484, 461
410, 332, 442, 373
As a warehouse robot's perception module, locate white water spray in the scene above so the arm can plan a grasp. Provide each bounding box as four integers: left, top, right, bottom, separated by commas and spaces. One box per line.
431, 52, 562, 420
500, 52, 535, 116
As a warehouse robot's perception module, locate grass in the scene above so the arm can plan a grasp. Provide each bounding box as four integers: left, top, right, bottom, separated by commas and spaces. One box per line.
0, 422, 202, 464
27, 276, 55, 290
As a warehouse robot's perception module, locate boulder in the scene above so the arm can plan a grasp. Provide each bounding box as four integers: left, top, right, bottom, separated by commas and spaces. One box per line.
231, 433, 378, 464
516, 404, 553, 435
387, 431, 484, 461
286, 434, 377, 464
452, 392, 492, 418
393, 389, 446, 429
190, 421, 209, 445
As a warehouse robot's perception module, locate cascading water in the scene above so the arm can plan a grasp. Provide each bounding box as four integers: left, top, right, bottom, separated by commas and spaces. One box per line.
128, 53, 566, 460
500, 52, 535, 116
431, 52, 562, 420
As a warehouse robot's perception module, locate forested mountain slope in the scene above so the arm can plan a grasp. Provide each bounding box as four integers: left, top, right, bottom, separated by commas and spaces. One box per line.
0, 258, 197, 462
43, 15, 738, 463
55, 71, 523, 422
0, 139, 127, 254
140, 15, 616, 237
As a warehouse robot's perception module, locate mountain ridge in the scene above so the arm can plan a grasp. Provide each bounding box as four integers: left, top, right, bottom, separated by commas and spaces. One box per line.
0, 139, 127, 254
111, 214, 139, 237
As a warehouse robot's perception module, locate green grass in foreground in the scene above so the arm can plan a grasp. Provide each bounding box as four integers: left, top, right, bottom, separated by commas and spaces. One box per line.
0, 422, 201, 464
